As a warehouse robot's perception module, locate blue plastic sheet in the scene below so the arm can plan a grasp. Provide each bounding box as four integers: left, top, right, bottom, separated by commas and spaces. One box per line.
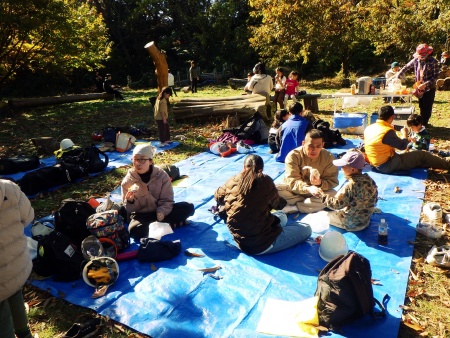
28, 140, 426, 338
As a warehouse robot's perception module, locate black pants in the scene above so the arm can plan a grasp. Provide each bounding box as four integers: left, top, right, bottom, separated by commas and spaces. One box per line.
418, 88, 436, 126
128, 202, 195, 241
170, 86, 178, 97
191, 78, 198, 93
274, 89, 285, 110
156, 120, 170, 143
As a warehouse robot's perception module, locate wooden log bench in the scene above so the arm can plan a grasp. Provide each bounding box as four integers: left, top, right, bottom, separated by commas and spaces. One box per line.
295, 93, 321, 112
7, 92, 115, 110
270, 93, 321, 112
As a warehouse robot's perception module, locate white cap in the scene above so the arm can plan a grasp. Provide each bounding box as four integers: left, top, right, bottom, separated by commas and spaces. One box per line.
133, 144, 156, 159
60, 138, 74, 150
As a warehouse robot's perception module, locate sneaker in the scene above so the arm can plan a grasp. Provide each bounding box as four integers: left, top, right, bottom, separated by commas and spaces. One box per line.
416, 221, 443, 239
282, 205, 299, 214
62, 318, 101, 338
426, 245, 450, 268
422, 202, 442, 221
157, 142, 169, 148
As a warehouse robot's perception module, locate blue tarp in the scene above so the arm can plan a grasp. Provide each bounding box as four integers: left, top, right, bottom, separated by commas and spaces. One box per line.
28, 140, 426, 338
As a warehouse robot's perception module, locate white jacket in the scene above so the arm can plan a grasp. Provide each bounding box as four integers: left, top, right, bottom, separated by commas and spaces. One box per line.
0, 180, 34, 301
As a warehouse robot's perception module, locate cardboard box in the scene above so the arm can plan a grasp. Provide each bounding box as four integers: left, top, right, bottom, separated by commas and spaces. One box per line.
392, 106, 415, 130
333, 113, 367, 135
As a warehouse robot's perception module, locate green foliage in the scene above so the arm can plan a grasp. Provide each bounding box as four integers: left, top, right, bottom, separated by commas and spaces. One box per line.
0, 0, 110, 88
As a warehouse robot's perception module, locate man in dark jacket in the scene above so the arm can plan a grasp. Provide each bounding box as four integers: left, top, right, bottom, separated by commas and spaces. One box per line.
103, 74, 124, 100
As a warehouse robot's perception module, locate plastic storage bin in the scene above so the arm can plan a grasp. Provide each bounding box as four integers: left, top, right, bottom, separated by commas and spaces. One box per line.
391, 106, 414, 130
370, 113, 378, 124
333, 113, 368, 135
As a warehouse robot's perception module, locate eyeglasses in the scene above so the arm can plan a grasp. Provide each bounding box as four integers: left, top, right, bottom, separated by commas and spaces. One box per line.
133, 158, 152, 164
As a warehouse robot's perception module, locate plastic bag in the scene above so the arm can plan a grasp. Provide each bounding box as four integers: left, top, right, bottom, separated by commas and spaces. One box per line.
148, 221, 174, 240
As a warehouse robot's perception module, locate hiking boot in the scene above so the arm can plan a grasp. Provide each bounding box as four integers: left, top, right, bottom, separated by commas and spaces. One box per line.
426, 245, 450, 268
62, 318, 101, 338
416, 221, 443, 239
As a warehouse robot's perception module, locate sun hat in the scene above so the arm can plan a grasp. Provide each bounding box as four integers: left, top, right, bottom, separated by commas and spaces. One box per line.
332, 150, 365, 169
413, 44, 433, 59
391, 61, 400, 69
60, 138, 75, 150
319, 231, 349, 262
132, 144, 156, 159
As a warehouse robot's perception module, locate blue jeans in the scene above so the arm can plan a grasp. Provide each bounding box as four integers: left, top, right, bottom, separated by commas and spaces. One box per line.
257, 211, 312, 255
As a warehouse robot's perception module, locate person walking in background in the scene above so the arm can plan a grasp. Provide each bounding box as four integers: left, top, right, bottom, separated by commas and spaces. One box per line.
94, 70, 104, 92
189, 61, 199, 93
273, 67, 287, 110
154, 86, 173, 147
103, 73, 124, 100
214, 154, 311, 255
396, 44, 439, 127
284, 70, 299, 107
167, 70, 178, 97
0, 179, 35, 338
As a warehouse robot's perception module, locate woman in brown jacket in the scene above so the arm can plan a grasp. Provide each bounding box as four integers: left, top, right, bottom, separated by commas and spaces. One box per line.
214, 154, 311, 255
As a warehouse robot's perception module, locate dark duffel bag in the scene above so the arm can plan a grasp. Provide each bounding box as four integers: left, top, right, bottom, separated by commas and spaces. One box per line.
0, 155, 40, 175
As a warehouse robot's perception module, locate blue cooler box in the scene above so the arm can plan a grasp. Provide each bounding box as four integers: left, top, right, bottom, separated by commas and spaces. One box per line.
333, 113, 368, 135
372, 77, 386, 89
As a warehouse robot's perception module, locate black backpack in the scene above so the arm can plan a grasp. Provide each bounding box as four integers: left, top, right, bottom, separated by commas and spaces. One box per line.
225, 112, 269, 144
314, 251, 386, 330
59, 145, 108, 173
312, 119, 346, 148
0, 155, 40, 175
32, 230, 84, 281
54, 199, 96, 248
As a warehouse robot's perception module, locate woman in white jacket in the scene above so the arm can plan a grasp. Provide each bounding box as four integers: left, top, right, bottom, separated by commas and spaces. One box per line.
0, 179, 35, 338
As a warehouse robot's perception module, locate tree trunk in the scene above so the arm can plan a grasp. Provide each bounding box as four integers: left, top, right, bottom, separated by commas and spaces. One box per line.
144, 41, 168, 94
8, 92, 114, 110
172, 94, 268, 121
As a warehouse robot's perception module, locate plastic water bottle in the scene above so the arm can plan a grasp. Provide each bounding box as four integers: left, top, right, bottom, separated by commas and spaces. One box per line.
378, 219, 388, 245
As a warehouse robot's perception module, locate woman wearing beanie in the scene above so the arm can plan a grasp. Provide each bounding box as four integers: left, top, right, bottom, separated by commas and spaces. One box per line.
121, 144, 195, 241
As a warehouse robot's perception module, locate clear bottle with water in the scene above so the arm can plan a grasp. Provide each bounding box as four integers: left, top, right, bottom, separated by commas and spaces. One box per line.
378, 219, 388, 245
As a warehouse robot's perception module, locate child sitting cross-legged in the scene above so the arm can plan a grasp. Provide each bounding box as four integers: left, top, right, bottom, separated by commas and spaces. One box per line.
401, 114, 431, 151
320, 150, 378, 231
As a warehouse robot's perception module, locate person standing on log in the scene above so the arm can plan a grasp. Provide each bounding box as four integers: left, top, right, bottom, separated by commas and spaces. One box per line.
396, 43, 439, 127
273, 67, 287, 110
154, 86, 173, 147
189, 61, 199, 93
103, 73, 124, 100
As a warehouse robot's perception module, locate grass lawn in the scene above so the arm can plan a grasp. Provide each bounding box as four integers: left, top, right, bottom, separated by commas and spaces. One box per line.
1, 80, 449, 337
